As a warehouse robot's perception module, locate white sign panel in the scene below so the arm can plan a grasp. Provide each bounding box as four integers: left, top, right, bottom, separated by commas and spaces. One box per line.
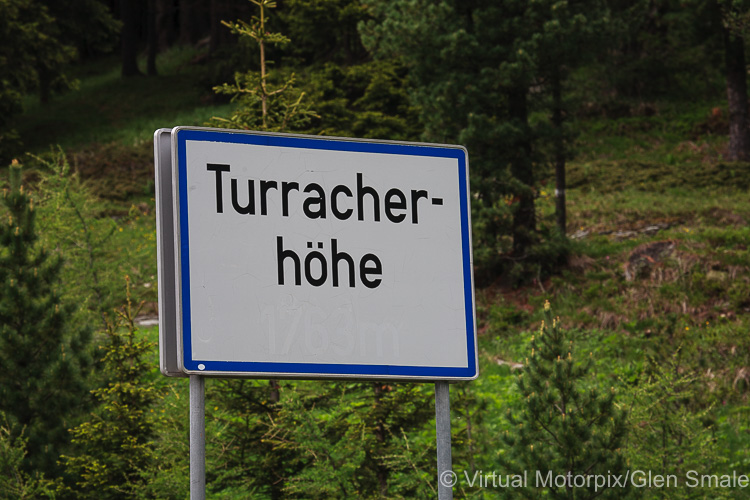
169, 127, 476, 380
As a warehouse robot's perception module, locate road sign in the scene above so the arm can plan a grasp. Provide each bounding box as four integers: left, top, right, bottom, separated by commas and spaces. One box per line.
156, 127, 477, 380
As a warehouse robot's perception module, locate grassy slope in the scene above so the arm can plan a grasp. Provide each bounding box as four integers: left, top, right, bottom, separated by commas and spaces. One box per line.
15, 52, 750, 494
479, 101, 750, 481
16, 47, 232, 152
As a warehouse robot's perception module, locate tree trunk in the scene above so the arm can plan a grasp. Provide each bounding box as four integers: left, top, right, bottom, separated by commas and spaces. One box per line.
210, 0, 222, 55
269, 379, 279, 403
120, 0, 142, 77
179, 0, 196, 45
552, 67, 566, 234
39, 69, 52, 105
508, 87, 536, 257
156, 0, 176, 50
147, 0, 158, 76
373, 383, 388, 496
723, 25, 750, 161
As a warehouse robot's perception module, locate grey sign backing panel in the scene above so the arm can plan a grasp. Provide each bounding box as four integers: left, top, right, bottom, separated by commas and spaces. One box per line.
169, 126, 478, 381
154, 128, 185, 377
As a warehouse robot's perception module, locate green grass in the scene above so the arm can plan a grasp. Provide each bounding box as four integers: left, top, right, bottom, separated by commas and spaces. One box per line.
16, 46, 233, 153
574, 99, 729, 163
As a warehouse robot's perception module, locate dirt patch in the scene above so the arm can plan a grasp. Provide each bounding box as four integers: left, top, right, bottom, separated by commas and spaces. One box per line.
699, 207, 748, 227
624, 240, 676, 281
70, 142, 154, 201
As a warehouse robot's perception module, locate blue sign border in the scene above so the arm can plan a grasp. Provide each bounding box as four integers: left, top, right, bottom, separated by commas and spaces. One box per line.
175, 128, 476, 379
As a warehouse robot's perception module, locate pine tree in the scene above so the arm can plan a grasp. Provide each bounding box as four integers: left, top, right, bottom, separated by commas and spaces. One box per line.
210, 0, 317, 132
360, 0, 572, 279
500, 302, 629, 499
264, 381, 435, 498
624, 352, 725, 499
208, 378, 296, 500
60, 278, 162, 499
0, 160, 92, 476
0, 0, 68, 162
526, 0, 609, 234
0, 413, 55, 499
278, 0, 370, 65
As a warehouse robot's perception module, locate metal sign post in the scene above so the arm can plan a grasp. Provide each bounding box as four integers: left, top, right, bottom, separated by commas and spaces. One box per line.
190, 375, 205, 500
435, 382, 453, 499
